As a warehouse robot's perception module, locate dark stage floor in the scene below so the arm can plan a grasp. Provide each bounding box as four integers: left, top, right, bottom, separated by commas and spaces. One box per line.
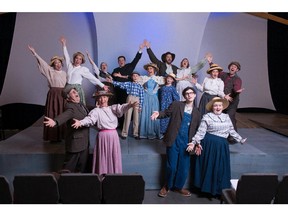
1, 112, 288, 204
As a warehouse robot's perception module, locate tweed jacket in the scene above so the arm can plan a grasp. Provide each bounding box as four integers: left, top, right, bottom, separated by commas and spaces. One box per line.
146, 48, 178, 77
54, 101, 89, 153
158, 101, 201, 147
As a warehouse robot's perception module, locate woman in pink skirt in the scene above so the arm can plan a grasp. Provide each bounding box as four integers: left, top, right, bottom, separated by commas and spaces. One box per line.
72, 90, 138, 175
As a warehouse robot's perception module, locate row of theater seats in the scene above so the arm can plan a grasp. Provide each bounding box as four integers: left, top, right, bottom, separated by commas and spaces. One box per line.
0, 173, 145, 204
221, 173, 288, 204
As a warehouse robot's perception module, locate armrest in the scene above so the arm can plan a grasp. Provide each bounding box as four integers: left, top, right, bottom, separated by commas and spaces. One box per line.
221, 188, 237, 204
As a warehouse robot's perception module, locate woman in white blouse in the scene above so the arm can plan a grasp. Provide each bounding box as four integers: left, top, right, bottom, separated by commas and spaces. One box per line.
186, 97, 246, 198
60, 37, 108, 105
192, 63, 231, 117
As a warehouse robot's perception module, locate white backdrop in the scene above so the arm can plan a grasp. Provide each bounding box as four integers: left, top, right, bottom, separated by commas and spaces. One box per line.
0, 12, 275, 110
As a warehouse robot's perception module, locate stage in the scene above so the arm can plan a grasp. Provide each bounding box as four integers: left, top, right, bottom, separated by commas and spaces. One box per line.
1, 112, 288, 191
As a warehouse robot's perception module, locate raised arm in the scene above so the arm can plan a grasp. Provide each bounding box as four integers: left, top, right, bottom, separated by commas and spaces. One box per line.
86, 51, 100, 78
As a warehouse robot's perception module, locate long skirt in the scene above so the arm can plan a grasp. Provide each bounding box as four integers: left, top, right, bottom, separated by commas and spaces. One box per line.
43, 87, 66, 141
194, 133, 231, 196
198, 92, 217, 117
92, 129, 122, 175
139, 93, 161, 139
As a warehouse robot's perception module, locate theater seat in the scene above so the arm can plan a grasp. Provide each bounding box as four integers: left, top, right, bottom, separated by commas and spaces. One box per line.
101, 174, 145, 204
274, 174, 288, 204
58, 173, 101, 204
0, 175, 13, 204
221, 173, 278, 204
13, 173, 59, 204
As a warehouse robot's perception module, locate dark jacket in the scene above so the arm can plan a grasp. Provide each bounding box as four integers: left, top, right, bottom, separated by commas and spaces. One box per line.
54, 102, 89, 153
158, 101, 201, 147
146, 48, 178, 77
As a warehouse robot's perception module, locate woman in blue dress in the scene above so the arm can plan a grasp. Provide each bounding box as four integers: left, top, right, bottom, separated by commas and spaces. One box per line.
138, 63, 165, 139
158, 73, 180, 134
186, 97, 247, 197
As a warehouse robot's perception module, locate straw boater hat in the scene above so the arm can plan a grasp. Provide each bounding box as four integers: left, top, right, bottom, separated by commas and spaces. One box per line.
206, 97, 229, 112
73, 51, 86, 64
143, 63, 159, 72
228, 61, 241, 71
166, 72, 176, 81
206, 63, 223, 74
92, 90, 113, 98
49, 56, 64, 67
161, 51, 176, 63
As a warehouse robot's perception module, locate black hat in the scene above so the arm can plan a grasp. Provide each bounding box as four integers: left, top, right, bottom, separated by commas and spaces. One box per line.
161, 51, 176, 63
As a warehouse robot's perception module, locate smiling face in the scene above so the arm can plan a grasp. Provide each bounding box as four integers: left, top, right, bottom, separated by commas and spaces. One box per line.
229, 64, 239, 76
212, 101, 224, 115
146, 66, 156, 76
73, 55, 83, 66
118, 57, 126, 67
67, 89, 80, 103
210, 69, 219, 79
165, 76, 174, 85
180, 58, 189, 68
97, 95, 109, 107
53, 59, 63, 71
165, 54, 173, 64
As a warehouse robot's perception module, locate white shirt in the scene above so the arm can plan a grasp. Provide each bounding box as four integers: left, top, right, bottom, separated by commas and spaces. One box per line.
63, 46, 104, 88
195, 77, 225, 98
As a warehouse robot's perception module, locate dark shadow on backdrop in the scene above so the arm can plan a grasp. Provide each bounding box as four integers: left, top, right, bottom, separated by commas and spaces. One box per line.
0, 12, 16, 95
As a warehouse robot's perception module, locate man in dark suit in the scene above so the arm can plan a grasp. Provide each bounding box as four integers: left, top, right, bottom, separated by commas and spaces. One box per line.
44, 85, 89, 173
151, 87, 201, 198
143, 39, 178, 77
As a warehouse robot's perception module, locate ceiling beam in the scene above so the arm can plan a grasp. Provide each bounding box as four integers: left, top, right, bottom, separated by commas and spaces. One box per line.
247, 12, 288, 25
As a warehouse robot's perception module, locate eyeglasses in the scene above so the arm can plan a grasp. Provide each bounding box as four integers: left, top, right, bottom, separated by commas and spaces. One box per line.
185, 91, 195, 95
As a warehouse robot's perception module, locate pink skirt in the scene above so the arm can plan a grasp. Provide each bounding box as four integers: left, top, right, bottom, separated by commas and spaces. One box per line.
92, 129, 122, 175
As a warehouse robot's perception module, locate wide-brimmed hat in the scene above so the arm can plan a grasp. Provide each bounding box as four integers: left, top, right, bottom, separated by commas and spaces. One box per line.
228, 61, 241, 71
207, 63, 223, 74
206, 97, 229, 111
49, 56, 64, 66
161, 51, 175, 63
62, 85, 77, 99
143, 63, 159, 72
166, 73, 176, 81
92, 90, 113, 98
73, 51, 86, 64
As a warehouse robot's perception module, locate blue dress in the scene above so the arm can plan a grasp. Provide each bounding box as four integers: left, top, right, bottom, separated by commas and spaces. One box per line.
139, 78, 162, 139
159, 85, 180, 134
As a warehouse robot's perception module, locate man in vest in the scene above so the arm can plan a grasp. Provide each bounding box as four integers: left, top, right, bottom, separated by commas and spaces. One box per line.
219, 61, 244, 143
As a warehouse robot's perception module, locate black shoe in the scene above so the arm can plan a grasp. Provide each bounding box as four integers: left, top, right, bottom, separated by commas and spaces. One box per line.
120, 135, 127, 140
227, 137, 238, 144
134, 136, 141, 140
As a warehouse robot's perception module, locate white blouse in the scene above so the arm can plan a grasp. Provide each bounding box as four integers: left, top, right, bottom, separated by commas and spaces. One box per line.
191, 112, 243, 145
63, 46, 104, 88
195, 77, 225, 98
80, 103, 131, 130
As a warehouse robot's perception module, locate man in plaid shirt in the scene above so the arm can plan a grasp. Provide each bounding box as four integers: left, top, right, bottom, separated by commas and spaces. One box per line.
112, 71, 144, 139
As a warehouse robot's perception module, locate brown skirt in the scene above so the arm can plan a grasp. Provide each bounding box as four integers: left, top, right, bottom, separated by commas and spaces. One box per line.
43, 87, 66, 141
